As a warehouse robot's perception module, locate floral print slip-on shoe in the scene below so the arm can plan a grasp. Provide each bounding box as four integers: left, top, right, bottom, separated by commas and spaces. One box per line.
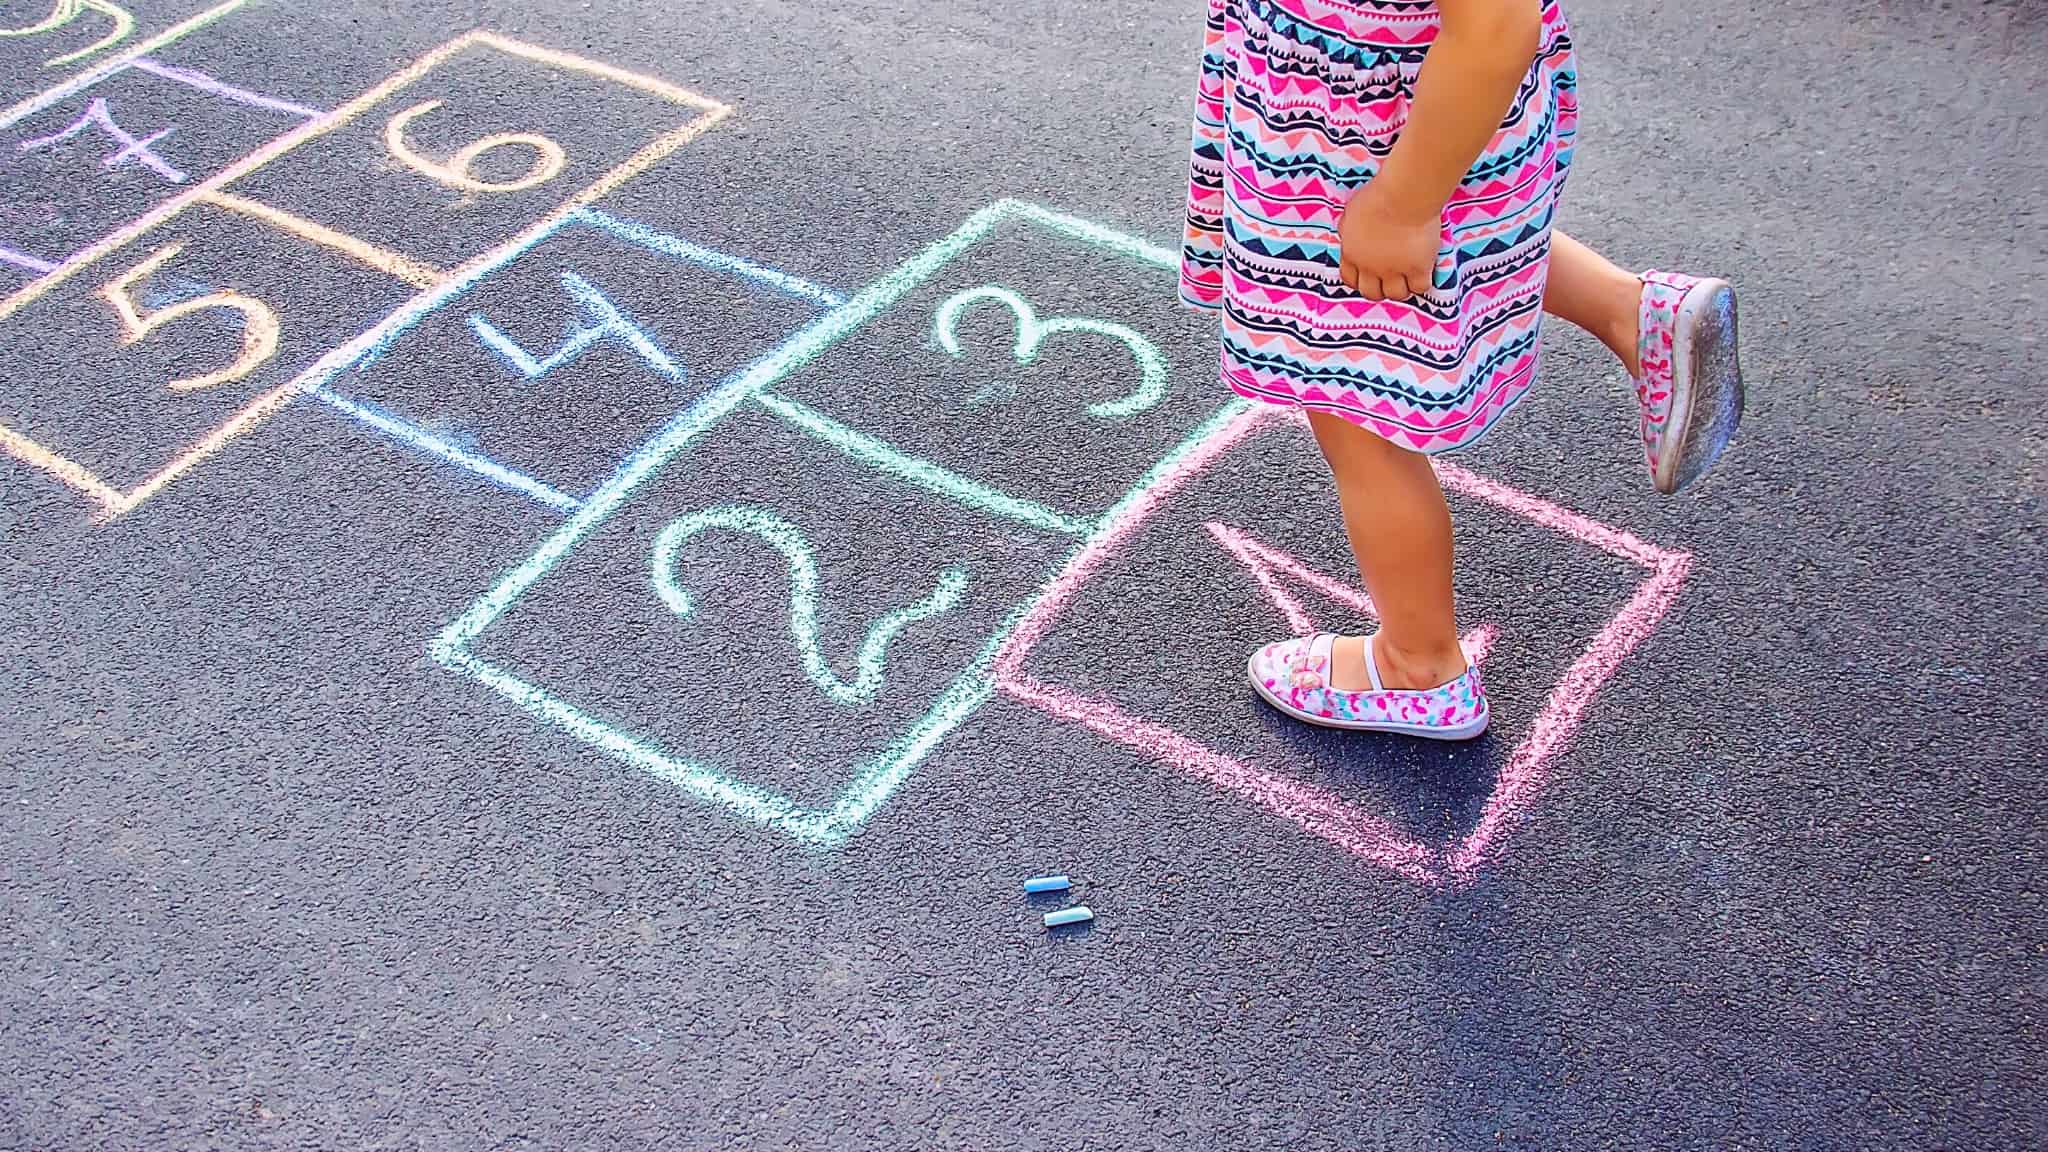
1636, 269, 1745, 495
1247, 633, 1489, 741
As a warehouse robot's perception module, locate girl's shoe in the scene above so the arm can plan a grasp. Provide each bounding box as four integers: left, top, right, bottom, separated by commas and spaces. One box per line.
1636, 270, 1745, 495
1247, 633, 1489, 741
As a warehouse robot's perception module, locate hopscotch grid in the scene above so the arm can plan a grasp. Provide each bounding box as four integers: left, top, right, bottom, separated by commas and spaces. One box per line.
433, 199, 1018, 653
0, 3, 1692, 884
0, 30, 733, 518
429, 199, 1229, 845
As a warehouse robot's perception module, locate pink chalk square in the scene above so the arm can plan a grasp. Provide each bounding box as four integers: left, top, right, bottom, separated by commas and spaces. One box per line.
992, 406, 1693, 888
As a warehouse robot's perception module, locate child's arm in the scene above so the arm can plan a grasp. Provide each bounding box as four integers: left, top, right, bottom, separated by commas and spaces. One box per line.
1338, 0, 1545, 301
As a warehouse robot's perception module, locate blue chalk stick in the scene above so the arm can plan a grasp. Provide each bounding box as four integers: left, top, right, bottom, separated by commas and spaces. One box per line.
1043, 906, 1094, 928
1024, 875, 1071, 894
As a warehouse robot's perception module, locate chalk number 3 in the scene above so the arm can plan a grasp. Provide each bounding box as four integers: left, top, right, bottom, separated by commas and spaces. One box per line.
934, 286, 1167, 419
99, 244, 280, 392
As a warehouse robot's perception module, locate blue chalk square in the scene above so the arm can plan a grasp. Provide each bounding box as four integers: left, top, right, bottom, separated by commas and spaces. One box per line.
455, 400, 1074, 818
306, 209, 841, 509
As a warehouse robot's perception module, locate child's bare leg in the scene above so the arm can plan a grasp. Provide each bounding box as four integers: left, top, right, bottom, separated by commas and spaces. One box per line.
1544, 229, 1643, 377
1306, 409, 1468, 693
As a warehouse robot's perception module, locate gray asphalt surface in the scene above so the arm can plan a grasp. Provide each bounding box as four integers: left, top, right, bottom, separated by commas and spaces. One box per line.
1, 1, 2042, 1148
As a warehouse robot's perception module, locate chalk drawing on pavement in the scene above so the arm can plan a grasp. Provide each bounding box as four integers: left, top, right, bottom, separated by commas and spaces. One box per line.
383, 99, 566, 195
0, 57, 324, 280
99, 240, 278, 390
992, 411, 1695, 888
0, 1, 258, 130
17, 95, 184, 181
423, 198, 1222, 847
934, 285, 1167, 419
1203, 520, 1496, 667
0, 244, 59, 276
0, 4, 1699, 887
125, 56, 323, 120
303, 208, 834, 513
469, 269, 676, 382
198, 191, 445, 288
652, 506, 972, 707
0, 0, 134, 69
0, 26, 732, 520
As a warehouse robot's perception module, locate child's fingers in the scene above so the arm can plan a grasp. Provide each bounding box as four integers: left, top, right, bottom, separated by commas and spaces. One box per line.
1383, 272, 1412, 300
1357, 273, 1384, 300
1339, 258, 1361, 293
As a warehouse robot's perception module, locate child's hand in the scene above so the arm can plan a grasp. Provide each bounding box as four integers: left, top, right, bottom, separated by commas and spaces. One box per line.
1337, 182, 1442, 302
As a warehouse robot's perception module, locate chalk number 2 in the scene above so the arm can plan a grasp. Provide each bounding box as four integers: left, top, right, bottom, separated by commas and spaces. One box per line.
652, 506, 969, 707
98, 244, 279, 391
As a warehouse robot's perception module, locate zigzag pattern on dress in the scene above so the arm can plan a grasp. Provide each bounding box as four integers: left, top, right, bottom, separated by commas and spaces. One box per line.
1180, 0, 1578, 455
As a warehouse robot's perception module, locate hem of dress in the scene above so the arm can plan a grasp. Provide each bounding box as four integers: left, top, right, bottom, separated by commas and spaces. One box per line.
1224, 373, 1541, 458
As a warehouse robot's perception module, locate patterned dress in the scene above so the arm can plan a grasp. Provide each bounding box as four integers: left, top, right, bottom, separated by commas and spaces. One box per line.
1181, 0, 1579, 453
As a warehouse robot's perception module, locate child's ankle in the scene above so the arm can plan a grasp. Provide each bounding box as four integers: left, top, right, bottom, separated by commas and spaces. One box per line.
1607, 273, 1645, 378
1374, 635, 1468, 692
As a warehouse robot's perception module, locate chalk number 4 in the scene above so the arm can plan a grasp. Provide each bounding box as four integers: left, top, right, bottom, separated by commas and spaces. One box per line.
99, 244, 279, 391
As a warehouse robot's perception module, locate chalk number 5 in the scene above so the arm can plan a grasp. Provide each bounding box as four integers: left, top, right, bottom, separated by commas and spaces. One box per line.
99, 244, 280, 392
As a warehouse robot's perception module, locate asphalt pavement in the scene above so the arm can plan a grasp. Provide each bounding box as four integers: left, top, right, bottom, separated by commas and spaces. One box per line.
0, 1, 2041, 1148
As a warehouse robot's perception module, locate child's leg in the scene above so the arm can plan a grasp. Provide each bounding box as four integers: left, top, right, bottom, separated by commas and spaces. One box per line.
1544, 229, 1744, 494
1306, 409, 1469, 693
1543, 230, 1642, 377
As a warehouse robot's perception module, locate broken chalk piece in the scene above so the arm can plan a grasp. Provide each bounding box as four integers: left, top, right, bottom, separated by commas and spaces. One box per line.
1023, 875, 1071, 894
1043, 906, 1094, 928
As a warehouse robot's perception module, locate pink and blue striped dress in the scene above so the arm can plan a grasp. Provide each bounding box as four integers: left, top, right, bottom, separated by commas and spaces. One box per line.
1181, 0, 1580, 453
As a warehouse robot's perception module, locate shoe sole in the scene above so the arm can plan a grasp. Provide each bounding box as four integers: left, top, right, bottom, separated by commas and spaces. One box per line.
1246, 651, 1490, 741
1653, 278, 1744, 495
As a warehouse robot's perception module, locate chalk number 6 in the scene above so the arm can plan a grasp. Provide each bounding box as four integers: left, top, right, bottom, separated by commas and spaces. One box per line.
99, 244, 279, 392
385, 100, 566, 194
